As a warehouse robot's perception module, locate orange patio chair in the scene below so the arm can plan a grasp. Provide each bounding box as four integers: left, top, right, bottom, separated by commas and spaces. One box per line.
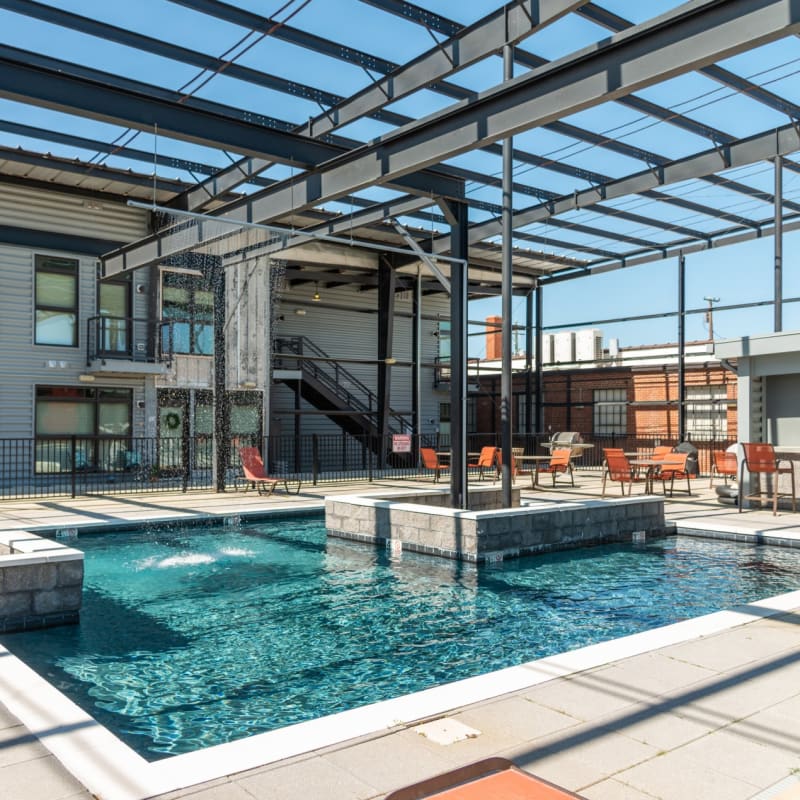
709, 449, 737, 488
496, 449, 534, 486
657, 452, 692, 497
238, 447, 301, 495
738, 442, 796, 515
535, 447, 574, 487
420, 447, 447, 482
651, 445, 674, 461
467, 445, 497, 480
601, 449, 646, 497
384, 757, 585, 799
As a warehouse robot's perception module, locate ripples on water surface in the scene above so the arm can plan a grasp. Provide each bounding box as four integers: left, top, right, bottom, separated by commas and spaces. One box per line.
3, 515, 799, 758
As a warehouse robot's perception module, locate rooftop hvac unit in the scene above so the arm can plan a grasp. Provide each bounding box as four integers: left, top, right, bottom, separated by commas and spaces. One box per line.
539, 333, 554, 366
553, 331, 575, 363
575, 329, 603, 362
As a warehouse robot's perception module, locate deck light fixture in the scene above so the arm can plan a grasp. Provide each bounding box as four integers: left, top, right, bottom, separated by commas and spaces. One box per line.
312, 283, 321, 302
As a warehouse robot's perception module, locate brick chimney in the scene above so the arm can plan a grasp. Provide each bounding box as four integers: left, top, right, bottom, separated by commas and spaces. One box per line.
486, 315, 502, 361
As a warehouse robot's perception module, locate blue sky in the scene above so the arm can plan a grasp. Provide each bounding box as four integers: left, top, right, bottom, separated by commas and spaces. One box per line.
1, 0, 799, 356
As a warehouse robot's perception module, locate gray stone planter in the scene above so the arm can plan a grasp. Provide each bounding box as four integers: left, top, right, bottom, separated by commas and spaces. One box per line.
0, 531, 84, 632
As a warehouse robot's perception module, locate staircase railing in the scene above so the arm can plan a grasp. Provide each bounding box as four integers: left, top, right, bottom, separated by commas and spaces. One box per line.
273, 336, 409, 433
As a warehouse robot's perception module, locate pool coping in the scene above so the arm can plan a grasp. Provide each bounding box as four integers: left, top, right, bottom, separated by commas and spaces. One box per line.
1, 513, 799, 800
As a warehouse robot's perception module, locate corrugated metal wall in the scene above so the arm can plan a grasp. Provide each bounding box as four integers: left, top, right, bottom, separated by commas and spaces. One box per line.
0, 186, 152, 438
269, 282, 449, 438
0, 184, 148, 241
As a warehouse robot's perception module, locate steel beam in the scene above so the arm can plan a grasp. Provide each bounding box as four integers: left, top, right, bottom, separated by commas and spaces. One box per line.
0, 45, 463, 197
305, 1, 587, 140
181, 0, 799, 226
461, 123, 800, 249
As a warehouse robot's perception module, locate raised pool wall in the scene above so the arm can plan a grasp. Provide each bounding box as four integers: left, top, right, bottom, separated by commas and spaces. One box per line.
0, 531, 83, 632
326, 487, 666, 562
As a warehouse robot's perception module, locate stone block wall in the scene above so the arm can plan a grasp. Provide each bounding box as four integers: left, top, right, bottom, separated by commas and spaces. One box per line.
326, 492, 665, 562
0, 531, 84, 632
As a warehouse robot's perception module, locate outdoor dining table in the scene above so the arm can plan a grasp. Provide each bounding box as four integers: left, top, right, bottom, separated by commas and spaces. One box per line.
628, 458, 663, 494
516, 454, 555, 487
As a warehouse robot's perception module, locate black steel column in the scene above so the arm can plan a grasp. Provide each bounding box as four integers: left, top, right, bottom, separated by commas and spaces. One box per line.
535, 283, 544, 433
446, 198, 469, 510
775, 154, 783, 332
525, 289, 533, 435
678, 252, 686, 443
500, 41, 514, 509
377, 255, 396, 465
412, 267, 421, 440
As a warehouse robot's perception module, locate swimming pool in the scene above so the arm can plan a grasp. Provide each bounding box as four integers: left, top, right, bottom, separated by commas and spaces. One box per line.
2, 513, 799, 760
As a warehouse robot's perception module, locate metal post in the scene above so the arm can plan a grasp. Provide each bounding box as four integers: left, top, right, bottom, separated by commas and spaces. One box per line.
775, 154, 783, 332
377, 256, 396, 467
678, 252, 686, 443
525, 289, 533, 438
535, 283, 544, 434
447, 198, 469, 510
412, 266, 422, 439
500, 41, 514, 509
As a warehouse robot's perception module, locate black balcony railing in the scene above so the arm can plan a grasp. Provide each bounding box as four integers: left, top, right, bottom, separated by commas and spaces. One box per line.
0, 432, 732, 500
86, 316, 174, 365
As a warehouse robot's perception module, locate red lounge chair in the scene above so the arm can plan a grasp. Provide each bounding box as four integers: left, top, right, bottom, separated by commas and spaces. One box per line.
601, 449, 646, 497
238, 447, 301, 495
535, 447, 574, 487
738, 442, 796, 515
657, 452, 692, 497
467, 445, 497, 480
709, 449, 737, 487
420, 447, 447, 482
384, 757, 585, 799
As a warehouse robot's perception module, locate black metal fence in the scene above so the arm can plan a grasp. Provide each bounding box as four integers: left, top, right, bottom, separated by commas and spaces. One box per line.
0, 432, 732, 500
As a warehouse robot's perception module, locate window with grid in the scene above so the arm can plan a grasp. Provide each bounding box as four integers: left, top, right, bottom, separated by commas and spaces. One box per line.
35, 255, 79, 347
593, 388, 627, 435
161, 271, 214, 355
685, 385, 728, 441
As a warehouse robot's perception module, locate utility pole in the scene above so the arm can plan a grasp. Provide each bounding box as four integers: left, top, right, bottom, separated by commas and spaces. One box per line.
703, 296, 720, 341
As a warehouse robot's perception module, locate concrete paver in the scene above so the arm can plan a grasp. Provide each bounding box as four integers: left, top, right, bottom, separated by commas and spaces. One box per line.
1, 474, 799, 800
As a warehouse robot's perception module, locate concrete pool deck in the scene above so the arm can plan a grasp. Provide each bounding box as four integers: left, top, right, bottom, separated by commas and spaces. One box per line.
1, 472, 799, 800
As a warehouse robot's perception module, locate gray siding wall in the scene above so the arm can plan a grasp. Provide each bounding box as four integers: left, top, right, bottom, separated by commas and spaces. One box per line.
269, 282, 449, 438
0, 186, 152, 439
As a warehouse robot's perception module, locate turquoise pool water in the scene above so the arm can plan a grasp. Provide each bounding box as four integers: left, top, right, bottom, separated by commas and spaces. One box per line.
2, 515, 800, 759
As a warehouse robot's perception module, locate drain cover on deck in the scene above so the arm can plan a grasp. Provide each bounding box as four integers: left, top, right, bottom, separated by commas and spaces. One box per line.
413, 718, 481, 745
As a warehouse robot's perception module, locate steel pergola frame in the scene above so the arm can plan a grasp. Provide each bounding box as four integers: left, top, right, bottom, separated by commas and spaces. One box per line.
2, 0, 800, 506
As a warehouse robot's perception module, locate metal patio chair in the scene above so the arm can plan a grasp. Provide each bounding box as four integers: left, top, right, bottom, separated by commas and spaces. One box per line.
738, 442, 796, 515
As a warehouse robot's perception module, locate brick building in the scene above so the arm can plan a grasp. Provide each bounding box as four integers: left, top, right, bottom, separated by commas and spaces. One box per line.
471, 323, 738, 449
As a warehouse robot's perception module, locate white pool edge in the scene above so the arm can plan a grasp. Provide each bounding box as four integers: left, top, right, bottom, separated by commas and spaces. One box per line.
2, 588, 800, 800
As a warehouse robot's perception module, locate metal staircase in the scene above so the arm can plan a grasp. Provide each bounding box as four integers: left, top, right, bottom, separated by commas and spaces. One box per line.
273, 336, 409, 439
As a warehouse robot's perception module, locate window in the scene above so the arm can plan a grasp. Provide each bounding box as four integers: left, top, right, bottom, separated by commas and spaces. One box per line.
437, 320, 451, 361
35, 255, 79, 346
161, 271, 214, 355
594, 388, 627, 435
98, 279, 131, 355
466, 397, 477, 433
686, 385, 728, 441
35, 386, 132, 472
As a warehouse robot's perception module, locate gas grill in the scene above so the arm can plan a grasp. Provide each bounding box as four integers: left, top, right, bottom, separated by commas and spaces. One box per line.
541, 431, 594, 459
